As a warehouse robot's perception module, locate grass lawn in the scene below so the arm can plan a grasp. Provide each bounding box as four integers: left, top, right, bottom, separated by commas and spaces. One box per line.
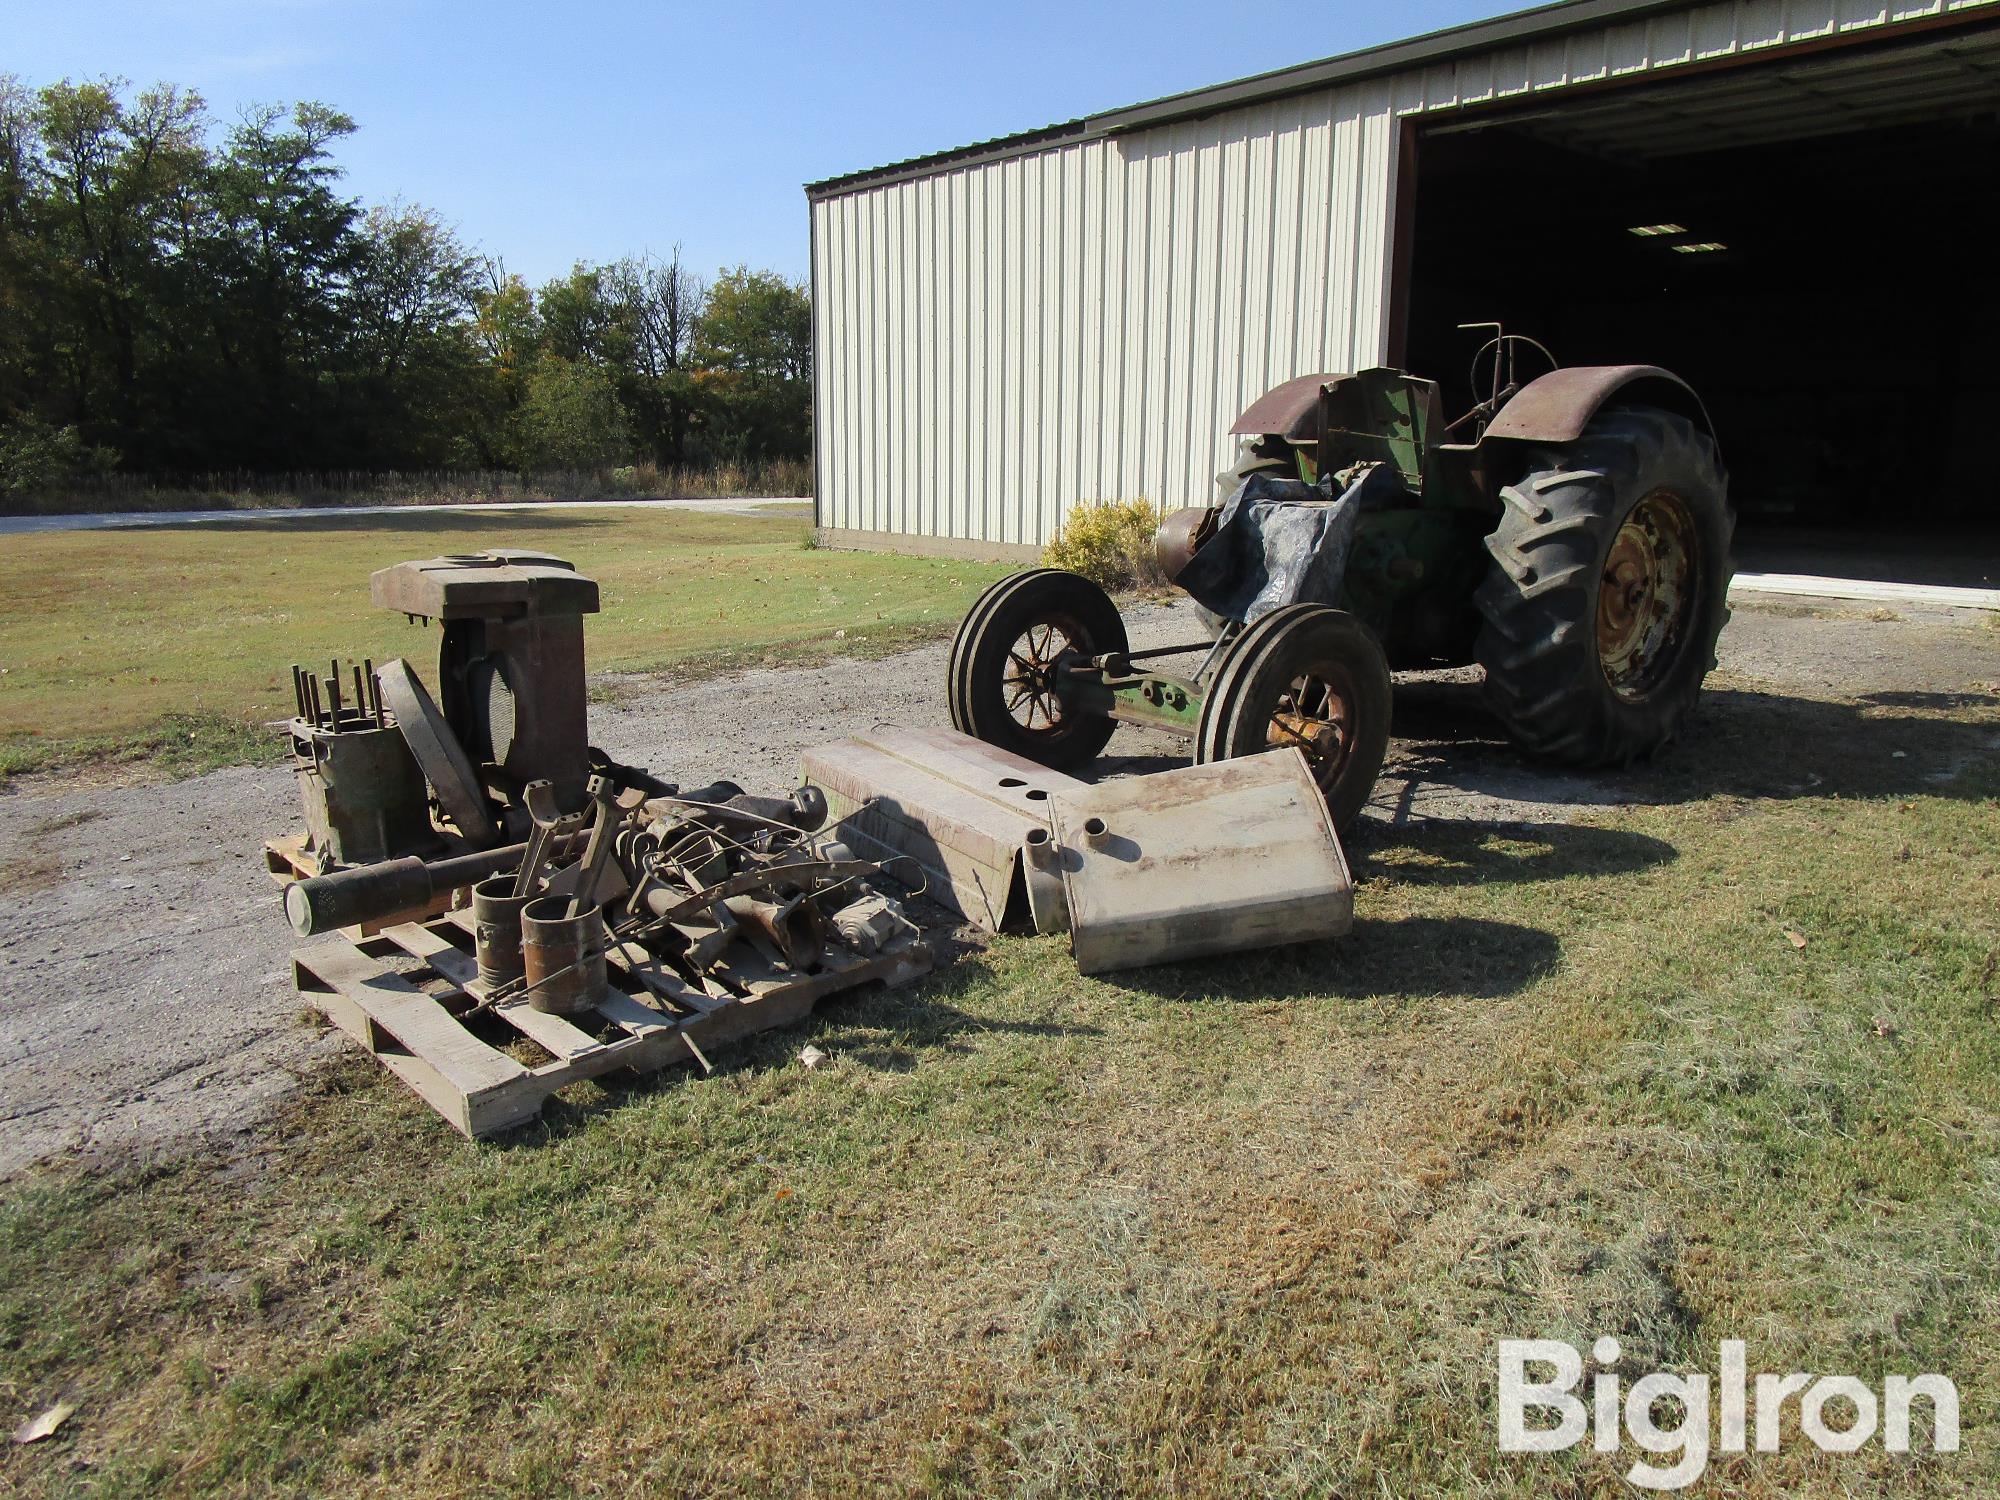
0, 505, 1010, 777
1, 671, 1996, 1495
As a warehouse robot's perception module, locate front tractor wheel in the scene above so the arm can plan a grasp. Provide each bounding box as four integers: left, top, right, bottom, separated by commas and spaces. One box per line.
1475, 406, 1734, 766
948, 569, 1127, 768
1194, 604, 1392, 832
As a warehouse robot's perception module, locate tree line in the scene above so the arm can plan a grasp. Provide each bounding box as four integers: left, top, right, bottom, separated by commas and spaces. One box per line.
0, 76, 812, 490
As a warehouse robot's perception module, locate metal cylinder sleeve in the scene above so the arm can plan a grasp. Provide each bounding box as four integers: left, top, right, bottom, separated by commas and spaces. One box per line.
520, 895, 608, 1014
471, 875, 534, 988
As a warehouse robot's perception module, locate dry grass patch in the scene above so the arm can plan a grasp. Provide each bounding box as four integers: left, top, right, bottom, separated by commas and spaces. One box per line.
1, 684, 1996, 1496
0, 507, 1008, 780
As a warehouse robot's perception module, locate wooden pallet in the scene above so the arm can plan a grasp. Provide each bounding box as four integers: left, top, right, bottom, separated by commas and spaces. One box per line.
293, 911, 932, 1138
264, 833, 457, 937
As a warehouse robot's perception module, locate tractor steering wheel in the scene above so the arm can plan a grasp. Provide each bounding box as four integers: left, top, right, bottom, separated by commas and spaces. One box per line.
1469, 334, 1560, 404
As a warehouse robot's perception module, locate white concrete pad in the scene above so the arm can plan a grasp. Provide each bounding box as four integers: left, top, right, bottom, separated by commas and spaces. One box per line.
1731, 573, 2000, 612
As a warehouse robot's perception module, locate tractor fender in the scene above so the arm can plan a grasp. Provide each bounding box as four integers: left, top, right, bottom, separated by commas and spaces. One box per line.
1228, 372, 1347, 440
1483, 364, 1715, 446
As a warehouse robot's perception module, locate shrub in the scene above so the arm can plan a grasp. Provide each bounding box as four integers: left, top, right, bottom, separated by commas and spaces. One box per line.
0, 418, 115, 493
1043, 498, 1168, 591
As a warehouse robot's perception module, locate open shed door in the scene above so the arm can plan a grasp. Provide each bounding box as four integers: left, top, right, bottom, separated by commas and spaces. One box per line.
1401, 21, 2000, 587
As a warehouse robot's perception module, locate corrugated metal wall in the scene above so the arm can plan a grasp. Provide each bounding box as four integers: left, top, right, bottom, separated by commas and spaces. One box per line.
812, 0, 1993, 551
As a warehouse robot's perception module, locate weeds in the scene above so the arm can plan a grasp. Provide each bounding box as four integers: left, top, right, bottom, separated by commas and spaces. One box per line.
1043, 498, 1168, 591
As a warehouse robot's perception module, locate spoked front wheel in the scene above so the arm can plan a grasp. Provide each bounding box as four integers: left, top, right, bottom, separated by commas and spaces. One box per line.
1194, 604, 1391, 831
948, 569, 1128, 768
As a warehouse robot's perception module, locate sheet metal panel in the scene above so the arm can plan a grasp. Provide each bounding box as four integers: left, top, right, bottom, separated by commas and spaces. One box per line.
811, 0, 1997, 548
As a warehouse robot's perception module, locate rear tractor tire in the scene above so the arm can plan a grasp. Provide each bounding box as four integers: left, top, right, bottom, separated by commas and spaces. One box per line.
1475, 406, 1734, 766
948, 569, 1128, 769
1195, 604, 1392, 832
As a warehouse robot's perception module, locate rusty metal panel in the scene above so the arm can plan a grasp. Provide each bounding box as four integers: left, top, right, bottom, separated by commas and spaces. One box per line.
802, 728, 1081, 933
1484, 364, 1710, 443
1229, 374, 1343, 438
1048, 749, 1354, 976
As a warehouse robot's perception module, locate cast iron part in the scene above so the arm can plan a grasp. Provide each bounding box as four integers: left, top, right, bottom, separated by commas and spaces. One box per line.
371, 550, 600, 817
520, 895, 608, 1014
285, 665, 433, 868
472, 874, 534, 988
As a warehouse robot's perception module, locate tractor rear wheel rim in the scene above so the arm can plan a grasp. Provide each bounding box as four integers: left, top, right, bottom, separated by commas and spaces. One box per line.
1598, 490, 1697, 702
1265, 670, 1353, 792
1003, 619, 1082, 735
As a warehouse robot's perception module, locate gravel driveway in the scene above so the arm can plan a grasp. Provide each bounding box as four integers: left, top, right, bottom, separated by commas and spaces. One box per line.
1, 597, 1992, 1176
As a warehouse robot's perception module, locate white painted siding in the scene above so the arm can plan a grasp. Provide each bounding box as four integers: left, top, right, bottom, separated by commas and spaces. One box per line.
812, 0, 1996, 549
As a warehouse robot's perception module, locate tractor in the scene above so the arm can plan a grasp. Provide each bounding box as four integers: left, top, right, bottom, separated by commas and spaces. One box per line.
946, 332, 1735, 828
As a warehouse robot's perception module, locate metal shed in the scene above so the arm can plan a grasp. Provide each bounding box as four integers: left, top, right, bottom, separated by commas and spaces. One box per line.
807, 0, 2000, 558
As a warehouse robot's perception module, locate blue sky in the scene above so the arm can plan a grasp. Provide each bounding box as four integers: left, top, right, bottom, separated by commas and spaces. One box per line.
13, 0, 1524, 287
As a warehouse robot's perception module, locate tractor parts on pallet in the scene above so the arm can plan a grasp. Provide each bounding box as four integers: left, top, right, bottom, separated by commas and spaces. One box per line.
294, 906, 929, 1140
270, 547, 934, 1135
285, 750, 920, 1008
802, 727, 1353, 975
288, 763, 932, 1135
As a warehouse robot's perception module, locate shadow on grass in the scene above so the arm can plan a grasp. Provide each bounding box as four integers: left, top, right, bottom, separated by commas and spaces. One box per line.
1355, 816, 1677, 886
497, 956, 1107, 1147
1384, 678, 2000, 810
501, 908, 1558, 1147
1106, 914, 1561, 1005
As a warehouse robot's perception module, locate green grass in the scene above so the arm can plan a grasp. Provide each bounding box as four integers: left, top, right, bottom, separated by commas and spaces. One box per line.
0, 712, 277, 782
1, 682, 1996, 1495
0, 506, 1009, 778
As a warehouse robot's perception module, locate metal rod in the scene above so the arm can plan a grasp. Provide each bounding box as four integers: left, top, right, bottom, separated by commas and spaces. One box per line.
1095, 640, 1219, 666
352, 664, 367, 727
326, 662, 342, 724
1193, 625, 1240, 686
291, 665, 308, 720
364, 659, 383, 728
306, 672, 324, 729
283, 830, 592, 936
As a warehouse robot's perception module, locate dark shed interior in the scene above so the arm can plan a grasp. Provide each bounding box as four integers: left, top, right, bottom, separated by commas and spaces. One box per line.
1401, 22, 2000, 579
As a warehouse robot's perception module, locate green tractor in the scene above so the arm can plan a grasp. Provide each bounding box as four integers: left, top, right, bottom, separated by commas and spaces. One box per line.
947, 334, 1735, 828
